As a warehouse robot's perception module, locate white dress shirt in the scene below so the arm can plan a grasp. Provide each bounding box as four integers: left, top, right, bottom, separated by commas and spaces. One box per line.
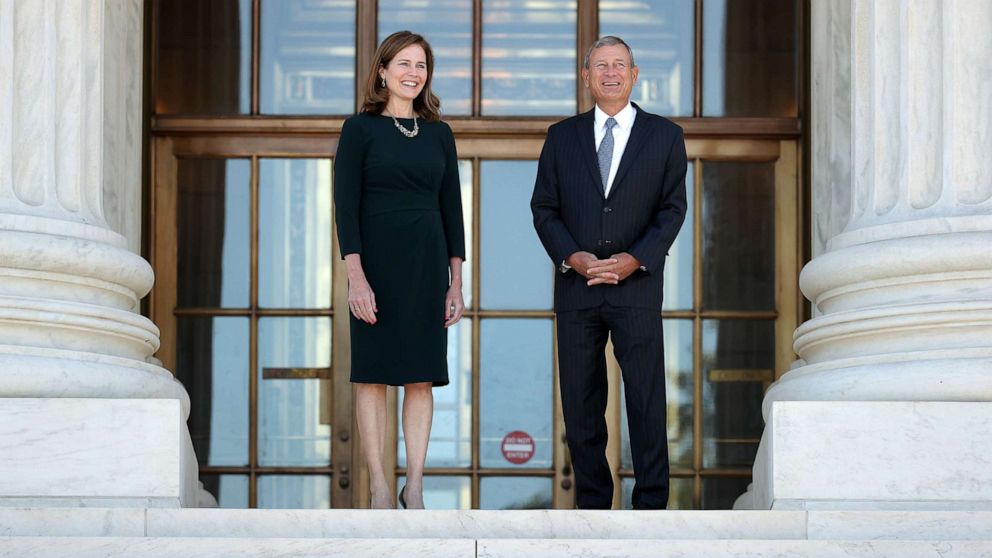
560, 102, 642, 273
594, 102, 636, 197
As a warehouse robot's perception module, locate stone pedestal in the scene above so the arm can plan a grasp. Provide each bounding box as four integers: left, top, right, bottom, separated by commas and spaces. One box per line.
742, 0, 992, 510
0, 0, 200, 507
752, 401, 992, 511
0, 399, 199, 508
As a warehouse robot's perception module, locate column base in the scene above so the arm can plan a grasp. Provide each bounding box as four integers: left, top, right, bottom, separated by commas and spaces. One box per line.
0, 398, 199, 508
744, 401, 992, 511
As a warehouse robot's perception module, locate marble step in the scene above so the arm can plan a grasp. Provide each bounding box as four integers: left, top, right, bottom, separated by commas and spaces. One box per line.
0, 536, 991, 558
1, 508, 992, 541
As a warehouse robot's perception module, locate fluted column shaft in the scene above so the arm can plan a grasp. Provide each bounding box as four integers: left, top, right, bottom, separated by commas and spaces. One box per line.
0, 0, 142, 251
0, 0, 187, 414
765, 0, 992, 415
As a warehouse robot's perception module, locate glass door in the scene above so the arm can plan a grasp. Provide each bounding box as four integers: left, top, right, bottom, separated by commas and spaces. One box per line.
150, 133, 799, 510
391, 156, 563, 509
386, 139, 799, 510
151, 135, 353, 508
150, 0, 805, 510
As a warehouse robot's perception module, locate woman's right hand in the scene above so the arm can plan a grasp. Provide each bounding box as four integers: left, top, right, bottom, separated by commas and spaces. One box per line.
347, 274, 378, 325
344, 254, 377, 324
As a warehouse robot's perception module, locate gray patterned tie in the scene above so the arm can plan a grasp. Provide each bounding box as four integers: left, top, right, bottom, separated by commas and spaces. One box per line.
597, 117, 617, 195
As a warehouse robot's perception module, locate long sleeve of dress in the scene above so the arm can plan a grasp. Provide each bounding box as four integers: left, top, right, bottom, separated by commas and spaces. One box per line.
334, 116, 365, 258
438, 123, 467, 261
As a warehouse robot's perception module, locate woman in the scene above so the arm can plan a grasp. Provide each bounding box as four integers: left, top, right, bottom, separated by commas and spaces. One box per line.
334, 31, 465, 510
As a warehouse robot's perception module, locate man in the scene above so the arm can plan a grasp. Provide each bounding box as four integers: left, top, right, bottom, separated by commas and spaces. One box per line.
531, 36, 687, 510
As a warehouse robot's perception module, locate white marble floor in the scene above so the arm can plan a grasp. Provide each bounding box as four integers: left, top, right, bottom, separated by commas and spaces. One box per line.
0, 508, 991, 557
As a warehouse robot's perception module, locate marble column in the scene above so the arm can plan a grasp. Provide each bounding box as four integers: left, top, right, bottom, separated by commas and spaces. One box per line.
743, 0, 992, 510
0, 0, 198, 507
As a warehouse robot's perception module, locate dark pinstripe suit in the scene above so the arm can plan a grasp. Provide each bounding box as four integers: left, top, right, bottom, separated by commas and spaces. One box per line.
531, 103, 688, 509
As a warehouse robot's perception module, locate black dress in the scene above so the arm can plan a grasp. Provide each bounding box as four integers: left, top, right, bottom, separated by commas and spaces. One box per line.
334, 112, 466, 386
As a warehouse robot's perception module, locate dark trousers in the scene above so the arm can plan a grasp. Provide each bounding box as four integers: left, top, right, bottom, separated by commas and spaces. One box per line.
556, 303, 669, 509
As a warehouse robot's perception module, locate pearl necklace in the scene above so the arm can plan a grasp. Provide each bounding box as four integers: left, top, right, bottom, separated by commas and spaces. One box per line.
389, 113, 419, 138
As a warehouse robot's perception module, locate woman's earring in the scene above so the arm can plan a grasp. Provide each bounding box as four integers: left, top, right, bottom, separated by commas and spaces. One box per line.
380, 77, 386, 88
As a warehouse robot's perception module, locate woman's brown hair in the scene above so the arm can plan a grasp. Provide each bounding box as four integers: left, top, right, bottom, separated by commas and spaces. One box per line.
361, 31, 441, 122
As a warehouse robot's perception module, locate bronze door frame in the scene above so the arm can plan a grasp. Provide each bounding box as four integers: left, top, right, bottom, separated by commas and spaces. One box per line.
151, 128, 800, 509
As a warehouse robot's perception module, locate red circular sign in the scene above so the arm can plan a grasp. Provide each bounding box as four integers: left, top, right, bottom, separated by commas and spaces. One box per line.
501, 431, 535, 465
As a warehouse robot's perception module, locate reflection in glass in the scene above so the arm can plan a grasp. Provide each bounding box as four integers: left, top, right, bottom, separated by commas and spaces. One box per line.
702, 320, 773, 468
480, 320, 553, 469
703, 0, 798, 116
599, 0, 694, 116
199, 474, 249, 508
458, 160, 474, 307
378, 0, 472, 115
260, 0, 355, 114
702, 476, 751, 510
258, 475, 331, 508
482, 0, 576, 115
177, 318, 250, 467
481, 161, 552, 310
259, 159, 333, 309
480, 477, 552, 509
664, 161, 693, 311
621, 476, 693, 510
155, 0, 251, 114
399, 321, 473, 468
258, 317, 332, 466
621, 319, 693, 469
702, 161, 775, 311
178, 159, 251, 308
396, 476, 472, 510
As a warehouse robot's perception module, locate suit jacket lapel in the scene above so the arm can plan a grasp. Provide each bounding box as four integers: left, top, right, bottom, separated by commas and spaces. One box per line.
607, 108, 653, 199
576, 110, 606, 197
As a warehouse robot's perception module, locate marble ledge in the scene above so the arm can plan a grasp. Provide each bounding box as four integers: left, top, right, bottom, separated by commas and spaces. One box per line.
0, 497, 179, 509
0, 508, 145, 537
807, 511, 992, 541
144, 509, 807, 540
0, 537, 474, 558
0, 537, 989, 558
477, 539, 992, 558
5, 508, 992, 542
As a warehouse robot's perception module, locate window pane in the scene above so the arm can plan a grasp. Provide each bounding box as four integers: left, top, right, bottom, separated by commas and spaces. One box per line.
621, 319, 693, 470
259, 159, 333, 309
599, 0, 694, 116
702, 319, 773, 468
178, 159, 250, 308
702, 476, 751, 510
199, 474, 249, 508
176, 317, 249, 467
703, 0, 798, 116
399, 320, 473, 468
378, 0, 472, 115
664, 161, 693, 311
258, 475, 331, 508
702, 161, 775, 311
155, 0, 251, 114
480, 320, 553, 469
621, 476, 693, 510
260, 0, 355, 114
258, 317, 332, 466
480, 161, 552, 310
396, 475, 472, 510
480, 477, 552, 509
459, 161, 475, 308
482, 0, 576, 115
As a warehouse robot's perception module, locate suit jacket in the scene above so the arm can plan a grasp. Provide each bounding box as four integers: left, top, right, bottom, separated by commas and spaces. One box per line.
531, 103, 688, 312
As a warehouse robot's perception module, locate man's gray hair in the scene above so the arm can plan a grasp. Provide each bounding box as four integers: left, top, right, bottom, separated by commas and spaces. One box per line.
583, 36, 636, 69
